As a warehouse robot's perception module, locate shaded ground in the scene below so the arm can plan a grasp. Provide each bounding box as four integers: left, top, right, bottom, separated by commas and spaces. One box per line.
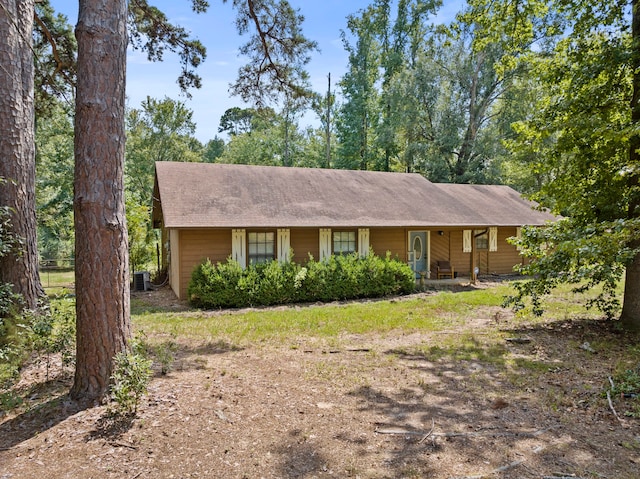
1, 285, 640, 479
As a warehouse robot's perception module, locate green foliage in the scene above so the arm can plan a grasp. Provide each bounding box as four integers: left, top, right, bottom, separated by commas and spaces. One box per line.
188, 259, 249, 308
203, 136, 225, 162
153, 340, 177, 375
33, 1, 77, 116
0, 344, 23, 389
35, 101, 75, 262
31, 299, 77, 369
505, 219, 639, 318
124, 96, 203, 273
0, 390, 24, 411
0, 191, 26, 387
132, 329, 178, 375
187, 253, 415, 309
611, 365, 640, 418
125, 96, 202, 206
217, 107, 317, 167
0, 179, 22, 263
250, 260, 300, 305
467, 0, 640, 324
127, 198, 155, 273
335, 0, 515, 179
218, 107, 256, 136
0, 299, 76, 388
0, 297, 76, 388
0, 283, 22, 320
108, 350, 153, 416
337, 6, 382, 170
128, 0, 207, 93
612, 367, 640, 397
219, 128, 284, 166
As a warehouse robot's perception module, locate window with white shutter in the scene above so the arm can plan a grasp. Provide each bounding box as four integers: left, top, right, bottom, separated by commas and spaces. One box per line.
232, 229, 246, 268
463, 230, 472, 253
333, 231, 356, 255
277, 228, 290, 263
248, 231, 275, 265
516, 227, 523, 250
489, 227, 498, 252
319, 228, 331, 261
358, 228, 370, 257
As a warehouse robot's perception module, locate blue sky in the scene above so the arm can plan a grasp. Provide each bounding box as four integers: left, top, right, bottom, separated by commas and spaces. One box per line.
51, 1, 462, 143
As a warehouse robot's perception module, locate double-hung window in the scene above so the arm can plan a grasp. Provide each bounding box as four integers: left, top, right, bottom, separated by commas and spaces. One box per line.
333, 231, 356, 255
248, 231, 275, 265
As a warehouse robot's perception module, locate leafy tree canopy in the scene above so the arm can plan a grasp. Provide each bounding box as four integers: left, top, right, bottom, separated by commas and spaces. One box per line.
219, 107, 257, 136
125, 96, 202, 205
464, 0, 640, 327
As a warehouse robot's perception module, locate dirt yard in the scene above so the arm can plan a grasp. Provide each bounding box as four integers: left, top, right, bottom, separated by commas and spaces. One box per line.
1, 286, 639, 479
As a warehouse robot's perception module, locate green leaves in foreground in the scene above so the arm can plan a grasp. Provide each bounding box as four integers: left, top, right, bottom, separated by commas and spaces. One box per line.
610, 365, 640, 418
108, 350, 152, 416
505, 218, 639, 318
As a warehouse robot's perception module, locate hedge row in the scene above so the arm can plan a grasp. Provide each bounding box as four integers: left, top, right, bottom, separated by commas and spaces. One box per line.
187, 253, 416, 309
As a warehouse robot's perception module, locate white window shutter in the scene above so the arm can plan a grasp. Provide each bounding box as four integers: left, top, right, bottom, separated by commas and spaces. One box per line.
232, 229, 246, 268
489, 227, 498, 252
463, 230, 472, 253
319, 228, 331, 261
515, 227, 523, 251
277, 228, 290, 263
358, 228, 370, 257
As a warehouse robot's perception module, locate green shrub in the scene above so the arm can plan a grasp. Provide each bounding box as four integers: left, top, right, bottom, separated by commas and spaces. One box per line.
0, 390, 23, 411
188, 258, 248, 308
0, 305, 27, 387
251, 260, 300, 306
188, 253, 415, 309
611, 367, 640, 418
0, 190, 29, 388
108, 350, 152, 416
0, 299, 77, 390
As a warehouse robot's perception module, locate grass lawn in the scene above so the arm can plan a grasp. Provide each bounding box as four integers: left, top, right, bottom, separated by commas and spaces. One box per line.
39, 268, 75, 293
131, 280, 615, 347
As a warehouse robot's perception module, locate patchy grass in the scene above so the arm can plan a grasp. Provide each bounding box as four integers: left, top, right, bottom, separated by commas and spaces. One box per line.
4, 279, 640, 479
509, 280, 626, 324
40, 269, 75, 296
133, 285, 512, 346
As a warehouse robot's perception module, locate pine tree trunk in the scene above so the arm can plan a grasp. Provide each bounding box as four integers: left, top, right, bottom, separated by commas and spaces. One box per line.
70, 0, 131, 402
621, 0, 640, 330
621, 251, 640, 330
0, 0, 46, 311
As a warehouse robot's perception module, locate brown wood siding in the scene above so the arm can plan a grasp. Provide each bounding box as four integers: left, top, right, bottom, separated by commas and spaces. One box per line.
169, 229, 180, 298
178, 229, 231, 299
478, 250, 489, 274
290, 228, 319, 263
487, 227, 523, 274
369, 228, 407, 261
449, 230, 471, 277
172, 226, 525, 299
429, 229, 453, 273
441, 227, 523, 277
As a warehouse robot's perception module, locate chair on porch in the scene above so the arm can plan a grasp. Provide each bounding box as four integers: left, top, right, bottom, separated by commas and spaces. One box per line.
436, 260, 454, 279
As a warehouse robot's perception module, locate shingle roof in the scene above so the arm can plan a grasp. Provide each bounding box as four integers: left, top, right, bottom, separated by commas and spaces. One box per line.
153, 162, 556, 229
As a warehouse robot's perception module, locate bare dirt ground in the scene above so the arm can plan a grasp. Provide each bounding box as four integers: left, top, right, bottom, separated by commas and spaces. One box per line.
1, 285, 640, 479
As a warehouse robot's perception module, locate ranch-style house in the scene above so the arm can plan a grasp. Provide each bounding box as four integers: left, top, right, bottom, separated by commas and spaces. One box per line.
152, 162, 555, 300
